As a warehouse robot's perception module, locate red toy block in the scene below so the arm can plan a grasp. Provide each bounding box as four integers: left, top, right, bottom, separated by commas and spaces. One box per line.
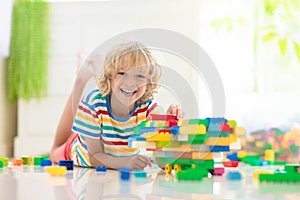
147, 114, 178, 121
214, 167, 225, 175
220, 123, 231, 132
222, 160, 239, 167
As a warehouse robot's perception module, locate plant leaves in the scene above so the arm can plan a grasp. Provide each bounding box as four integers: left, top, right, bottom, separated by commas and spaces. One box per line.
278, 38, 288, 56
294, 41, 300, 63
263, 32, 278, 42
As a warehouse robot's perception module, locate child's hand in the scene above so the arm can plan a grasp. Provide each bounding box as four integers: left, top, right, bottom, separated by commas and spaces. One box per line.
166, 104, 184, 119
129, 155, 153, 170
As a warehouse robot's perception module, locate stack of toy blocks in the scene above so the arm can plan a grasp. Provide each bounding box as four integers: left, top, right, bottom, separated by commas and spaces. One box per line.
128, 114, 242, 180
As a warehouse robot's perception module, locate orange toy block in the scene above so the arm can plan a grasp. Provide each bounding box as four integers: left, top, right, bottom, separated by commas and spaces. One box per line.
205, 137, 230, 146
12, 159, 23, 166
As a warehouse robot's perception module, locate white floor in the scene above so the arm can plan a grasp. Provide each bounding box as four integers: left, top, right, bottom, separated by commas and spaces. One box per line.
0, 163, 300, 200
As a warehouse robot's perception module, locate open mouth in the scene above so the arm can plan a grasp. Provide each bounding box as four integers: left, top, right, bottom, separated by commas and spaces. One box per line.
120, 88, 137, 96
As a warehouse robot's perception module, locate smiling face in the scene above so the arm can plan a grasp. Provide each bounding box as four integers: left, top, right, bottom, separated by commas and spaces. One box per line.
110, 53, 150, 109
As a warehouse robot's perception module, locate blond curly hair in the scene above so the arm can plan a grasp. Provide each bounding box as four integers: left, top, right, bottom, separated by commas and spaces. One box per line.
97, 41, 162, 104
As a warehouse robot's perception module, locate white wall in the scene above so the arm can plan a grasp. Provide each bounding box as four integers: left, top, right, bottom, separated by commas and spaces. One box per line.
0, 58, 17, 157
14, 0, 202, 157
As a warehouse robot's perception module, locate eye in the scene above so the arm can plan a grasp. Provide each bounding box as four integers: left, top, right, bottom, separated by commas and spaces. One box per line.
136, 74, 146, 79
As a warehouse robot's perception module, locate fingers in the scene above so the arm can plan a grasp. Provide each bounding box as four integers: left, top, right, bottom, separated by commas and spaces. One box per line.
167, 104, 184, 119
130, 155, 153, 170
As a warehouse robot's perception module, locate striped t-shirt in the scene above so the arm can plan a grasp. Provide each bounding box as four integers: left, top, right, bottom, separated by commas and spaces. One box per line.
71, 88, 159, 167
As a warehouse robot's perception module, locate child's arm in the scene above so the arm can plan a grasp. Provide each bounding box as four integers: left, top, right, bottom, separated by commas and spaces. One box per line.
85, 137, 153, 170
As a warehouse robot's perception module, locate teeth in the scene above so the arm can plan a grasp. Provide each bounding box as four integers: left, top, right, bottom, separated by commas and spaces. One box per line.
121, 88, 135, 94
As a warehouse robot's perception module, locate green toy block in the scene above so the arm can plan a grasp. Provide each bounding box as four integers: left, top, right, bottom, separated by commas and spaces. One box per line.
181, 134, 207, 144
156, 141, 180, 148
176, 167, 208, 180
259, 173, 300, 182
0, 160, 3, 168
34, 156, 43, 165
227, 120, 236, 128
284, 164, 300, 174
21, 157, 31, 165
188, 119, 209, 127
159, 157, 214, 170
0, 157, 8, 166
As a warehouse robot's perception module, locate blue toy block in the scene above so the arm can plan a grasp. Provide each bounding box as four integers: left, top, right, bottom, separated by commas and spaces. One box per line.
58, 160, 74, 170
227, 152, 239, 161
40, 159, 52, 167
170, 126, 180, 135
226, 171, 242, 180
120, 167, 131, 181
210, 146, 230, 152
133, 170, 147, 178
96, 165, 107, 172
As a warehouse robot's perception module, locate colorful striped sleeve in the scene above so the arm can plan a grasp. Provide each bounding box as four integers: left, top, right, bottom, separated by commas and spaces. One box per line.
72, 90, 102, 138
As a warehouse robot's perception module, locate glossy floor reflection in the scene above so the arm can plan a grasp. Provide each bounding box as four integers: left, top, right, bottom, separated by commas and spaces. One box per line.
0, 163, 300, 200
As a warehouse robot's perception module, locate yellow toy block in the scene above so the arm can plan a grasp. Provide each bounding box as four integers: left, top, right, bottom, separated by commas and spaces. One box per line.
230, 134, 238, 143
253, 169, 273, 179
233, 126, 246, 136
264, 149, 275, 161
237, 150, 247, 159
44, 166, 67, 176
146, 133, 171, 142
205, 137, 230, 146
180, 124, 206, 134
192, 152, 213, 160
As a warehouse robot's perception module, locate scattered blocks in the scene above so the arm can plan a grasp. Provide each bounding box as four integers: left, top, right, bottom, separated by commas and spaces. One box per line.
223, 161, 239, 167
58, 160, 74, 170
44, 166, 67, 176
213, 167, 225, 176
0, 157, 8, 167
21, 157, 31, 165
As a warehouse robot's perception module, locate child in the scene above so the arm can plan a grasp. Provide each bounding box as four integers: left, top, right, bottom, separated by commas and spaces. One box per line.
50, 41, 183, 170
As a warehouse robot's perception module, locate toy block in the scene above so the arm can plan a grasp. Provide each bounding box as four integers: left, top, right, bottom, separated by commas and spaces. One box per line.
130, 141, 156, 148
96, 165, 107, 172
237, 151, 247, 159
190, 144, 211, 152
222, 160, 239, 167
258, 172, 300, 182
0, 157, 8, 167
180, 134, 207, 145
233, 126, 246, 136
264, 149, 275, 161
58, 160, 74, 170
206, 118, 227, 123
119, 167, 131, 181
133, 170, 147, 178
226, 171, 242, 180
227, 152, 239, 161
146, 132, 171, 142
213, 167, 225, 176
147, 114, 178, 121
12, 159, 23, 166
172, 134, 188, 141
180, 124, 206, 134
0, 161, 3, 168
176, 168, 208, 180
188, 119, 209, 127
208, 123, 221, 131
230, 139, 241, 150
156, 141, 180, 148
227, 120, 237, 128
34, 156, 43, 165
220, 123, 231, 132
134, 127, 156, 134
170, 126, 180, 134
166, 119, 178, 127
146, 148, 162, 152
40, 160, 52, 167
284, 164, 300, 174
162, 144, 191, 152
21, 157, 31, 165
207, 131, 230, 137
230, 134, 238, 143
192, 152, 213, 160
253, 169, 272, 179
205, 137, 230, 146
44, 166, 67, 176
210, 146, 230, 152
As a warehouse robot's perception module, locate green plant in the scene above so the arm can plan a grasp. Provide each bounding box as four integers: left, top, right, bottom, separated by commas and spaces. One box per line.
8, 0, 50, 102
